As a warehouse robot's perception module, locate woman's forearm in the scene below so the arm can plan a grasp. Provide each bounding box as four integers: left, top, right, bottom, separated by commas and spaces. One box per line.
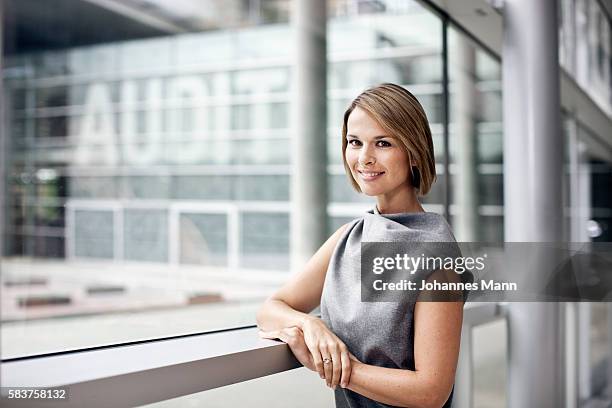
346, 360, 451, 408
256, 299, 313, 332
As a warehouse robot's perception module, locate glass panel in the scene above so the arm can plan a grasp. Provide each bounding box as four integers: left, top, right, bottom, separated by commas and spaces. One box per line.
590, 303, 609, 395
10, 87, 27, 110
590, 159, 612, 242
236, 175, 290, 201
329, 174, 374, 203
36, 115, 68, 138
451, 214, 504, 243
328, 215, 356, 235
124, 176, 171, 199
477, 174, 504, 206
173, 176, 233, 200
36, 85, 68, 108
69, 177, 118, 198
473, 319, 508, 408
10, 117, 27, 144
559, 0, 612, 117
240, 212, 289, 271
124, 209, 168, 263
421, 171, 446, 206
74, 210, 114, 259
269, 102, 289, 129
232, 138, 290, 165
180, 213, 228, 266
447, 27, 504, 242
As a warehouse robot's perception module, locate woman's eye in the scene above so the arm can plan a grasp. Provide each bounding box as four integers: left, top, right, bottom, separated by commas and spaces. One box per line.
348, 139, 361, 147
377, 140, 391, 147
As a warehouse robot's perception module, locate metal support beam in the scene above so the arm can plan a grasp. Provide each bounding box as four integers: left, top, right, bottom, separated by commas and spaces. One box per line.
441, 20, 451, 221
290, 0, 328, 271
502, 0, 565, 407
82, 0, 187, 33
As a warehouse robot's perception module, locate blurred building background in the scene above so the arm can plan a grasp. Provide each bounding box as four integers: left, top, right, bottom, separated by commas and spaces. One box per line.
1, 0, 611, 407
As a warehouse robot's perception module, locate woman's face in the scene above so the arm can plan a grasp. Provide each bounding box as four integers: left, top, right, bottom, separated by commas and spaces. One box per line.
345, 107, 412, 197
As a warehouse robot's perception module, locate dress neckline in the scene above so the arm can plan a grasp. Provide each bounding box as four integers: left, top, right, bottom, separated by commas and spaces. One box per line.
371, 206, 431, 216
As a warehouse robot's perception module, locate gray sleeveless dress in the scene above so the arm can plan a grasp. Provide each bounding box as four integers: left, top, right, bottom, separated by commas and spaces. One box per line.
320, 209, 471, 408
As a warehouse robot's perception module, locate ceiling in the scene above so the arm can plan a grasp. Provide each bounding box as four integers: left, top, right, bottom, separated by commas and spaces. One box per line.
3, 0, 188, 55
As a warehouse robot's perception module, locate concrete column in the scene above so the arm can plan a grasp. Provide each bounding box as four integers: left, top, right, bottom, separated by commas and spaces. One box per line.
0, 0, 5, 257
502, 1, 565, 407
453, 35, 478, 242
290, 0, 328, 271
565, 302, 579, 408
578, 303, 592, 400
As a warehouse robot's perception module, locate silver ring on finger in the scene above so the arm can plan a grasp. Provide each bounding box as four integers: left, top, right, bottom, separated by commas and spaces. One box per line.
323, 357, 332, 365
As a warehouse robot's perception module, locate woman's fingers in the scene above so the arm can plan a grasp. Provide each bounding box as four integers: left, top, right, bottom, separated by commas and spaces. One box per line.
298, 319, 353, 386
306, 341, 326, 379
260, 327, 353, 385
330, 345, 343, 389
301, 318, 332, 380
290, 329, 316, 372
339, 348, 351, 388
322, 349, 333, 387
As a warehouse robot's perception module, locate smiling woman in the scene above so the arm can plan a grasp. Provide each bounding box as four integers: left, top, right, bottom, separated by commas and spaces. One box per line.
257, 83, 471, 408
341, 83, 437, 213
345, 111, 411, 199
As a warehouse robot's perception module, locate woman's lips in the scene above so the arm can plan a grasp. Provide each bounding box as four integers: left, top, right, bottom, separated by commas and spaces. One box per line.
358, 170, 385, 181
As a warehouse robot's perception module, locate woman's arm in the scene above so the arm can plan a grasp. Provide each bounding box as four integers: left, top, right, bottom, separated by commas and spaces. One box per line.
256, 223, 352, 388
256, 222, 348, 330
345, 269, 465, 408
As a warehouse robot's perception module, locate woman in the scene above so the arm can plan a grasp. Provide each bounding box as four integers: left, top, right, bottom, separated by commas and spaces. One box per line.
257, 83, 470, 408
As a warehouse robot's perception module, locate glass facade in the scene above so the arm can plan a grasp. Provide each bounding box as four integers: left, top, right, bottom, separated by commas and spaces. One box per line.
559, 0, 612, 116
3, 3, 446, 273
1, 0, 445, 358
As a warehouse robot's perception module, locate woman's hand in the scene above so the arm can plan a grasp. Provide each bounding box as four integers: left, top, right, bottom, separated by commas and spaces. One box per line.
259, 320, 353, 390
301, 316, 352, 389
259, 327, 316, 372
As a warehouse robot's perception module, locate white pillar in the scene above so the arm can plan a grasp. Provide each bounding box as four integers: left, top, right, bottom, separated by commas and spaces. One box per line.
290, 0, 329, 271
453, 35, 478, 242
503, 0, 565, 407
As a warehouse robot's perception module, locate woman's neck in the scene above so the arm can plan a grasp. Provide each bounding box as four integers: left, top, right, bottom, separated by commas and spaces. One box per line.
376, 188, 424, 214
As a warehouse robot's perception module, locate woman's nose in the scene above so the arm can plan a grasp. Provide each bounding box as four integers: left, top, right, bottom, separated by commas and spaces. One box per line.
358, 147, 376, 166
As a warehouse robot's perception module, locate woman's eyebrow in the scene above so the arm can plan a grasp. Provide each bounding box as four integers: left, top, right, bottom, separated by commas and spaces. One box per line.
347, 134, 392, 139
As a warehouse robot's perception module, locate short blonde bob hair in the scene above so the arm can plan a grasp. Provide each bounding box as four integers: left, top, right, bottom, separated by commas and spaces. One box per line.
341, 83, 436, 196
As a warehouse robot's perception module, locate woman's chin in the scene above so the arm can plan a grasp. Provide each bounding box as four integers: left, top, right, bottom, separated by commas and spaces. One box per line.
359, 186, 385, 196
